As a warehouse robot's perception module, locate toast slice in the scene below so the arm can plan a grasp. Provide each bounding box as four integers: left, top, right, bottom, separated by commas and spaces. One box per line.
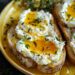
7, 26, 36, 68
37, 15, 66, 73
7, 15, 66, 73
66, 42, 75, 64
38, 50, 66, 73
52, 1, 75, 64
52, 3, 71, 41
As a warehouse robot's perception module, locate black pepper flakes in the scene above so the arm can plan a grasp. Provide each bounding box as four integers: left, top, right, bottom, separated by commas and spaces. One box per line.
4, 30, 8, 35
55, 51, 57, 54
12, 34, 15, 37
11, 20, 14, 23
6, 24, 10, 27
21, 22, 24, 25
45, 38, 49, 41
33, 41, 37, 47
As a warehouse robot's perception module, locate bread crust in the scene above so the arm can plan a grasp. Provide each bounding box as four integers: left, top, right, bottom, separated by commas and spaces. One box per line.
7, 26, 37, 68
38, 49, 66, 73
52, 4, 71, 41
37, 16, 66, 73
7, 16, 66, 73
52, 3, 75, 64
66, 43, 75, 64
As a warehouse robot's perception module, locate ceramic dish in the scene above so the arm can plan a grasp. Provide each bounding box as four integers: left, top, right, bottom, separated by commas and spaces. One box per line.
0, 1, 75, 75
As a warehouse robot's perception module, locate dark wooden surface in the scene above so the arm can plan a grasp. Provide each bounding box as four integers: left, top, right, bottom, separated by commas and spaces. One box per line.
0, 0, 24, 75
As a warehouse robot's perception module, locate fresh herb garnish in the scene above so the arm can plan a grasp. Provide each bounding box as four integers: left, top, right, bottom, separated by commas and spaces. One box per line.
73, 34, 75, 39
25, 44, 30, 49
27, 37, 31, 40
28, 28, 32, 33
13, 0, 61, 11
34, 18, 41, 23
56, 37, 59, 41
24, 35, 27, 40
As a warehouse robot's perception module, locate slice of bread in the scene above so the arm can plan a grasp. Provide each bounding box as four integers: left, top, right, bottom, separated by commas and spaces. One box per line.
7, 26, 36, 68
66, 42, 75, 64
7, 16, 66, 73
37, 16, 66, 73
52, 3, 71, 41
52, 2, 75, 64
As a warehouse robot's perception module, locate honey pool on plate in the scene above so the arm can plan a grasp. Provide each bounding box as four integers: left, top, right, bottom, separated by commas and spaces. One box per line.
0, 1, 75, 75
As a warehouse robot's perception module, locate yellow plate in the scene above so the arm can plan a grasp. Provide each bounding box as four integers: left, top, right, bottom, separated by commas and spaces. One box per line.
0, 1, 75, 75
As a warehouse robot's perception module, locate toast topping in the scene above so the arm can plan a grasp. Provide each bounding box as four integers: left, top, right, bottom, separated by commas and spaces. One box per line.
61, 0, 75, 27
67, 2, 75, 18
24, 39, 57, 54
16, 9, 65, 65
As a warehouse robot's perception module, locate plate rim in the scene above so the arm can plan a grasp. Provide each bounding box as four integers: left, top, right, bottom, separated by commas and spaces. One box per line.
0, 1, 33, 75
